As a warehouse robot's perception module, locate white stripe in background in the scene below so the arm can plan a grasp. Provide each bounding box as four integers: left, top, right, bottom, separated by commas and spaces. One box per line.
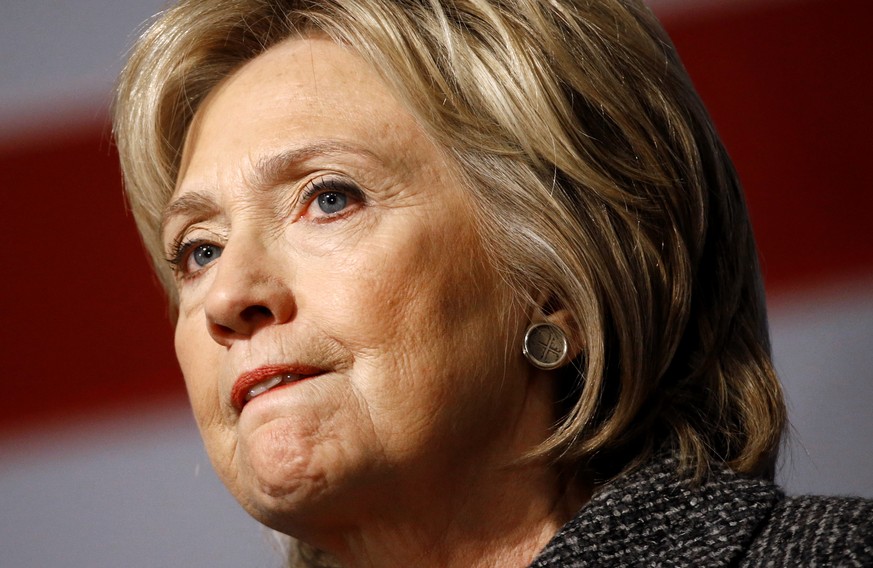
770, 276, 873, 498
0, 401, 281, 568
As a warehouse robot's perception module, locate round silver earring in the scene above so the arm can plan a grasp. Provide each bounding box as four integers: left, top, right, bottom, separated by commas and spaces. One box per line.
522, 322, 569, 370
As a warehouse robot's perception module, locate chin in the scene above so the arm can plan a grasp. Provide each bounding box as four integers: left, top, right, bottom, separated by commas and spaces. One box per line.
230, 415, 338, 530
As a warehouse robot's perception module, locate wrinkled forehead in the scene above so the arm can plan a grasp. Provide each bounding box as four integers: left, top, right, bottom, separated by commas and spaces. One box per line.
175, 37, 408, 187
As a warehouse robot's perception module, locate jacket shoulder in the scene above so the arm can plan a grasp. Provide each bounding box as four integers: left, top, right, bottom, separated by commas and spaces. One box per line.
742, 494, 873, 566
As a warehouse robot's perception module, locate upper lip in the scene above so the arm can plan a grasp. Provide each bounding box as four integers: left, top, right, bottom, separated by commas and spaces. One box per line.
231, 364, 325, 412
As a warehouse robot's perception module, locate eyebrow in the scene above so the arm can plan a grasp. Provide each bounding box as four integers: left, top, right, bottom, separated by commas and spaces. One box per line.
252, 140, 381, 190
160, 191, 221, 243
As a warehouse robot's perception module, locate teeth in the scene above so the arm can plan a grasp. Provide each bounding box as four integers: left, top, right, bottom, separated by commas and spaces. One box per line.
245, 373, 310, 402
244, 374, 300, 402
245, 376, 282, 401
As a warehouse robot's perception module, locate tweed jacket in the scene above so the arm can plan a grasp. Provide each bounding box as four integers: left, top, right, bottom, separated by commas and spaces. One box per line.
530, 455, 873, 567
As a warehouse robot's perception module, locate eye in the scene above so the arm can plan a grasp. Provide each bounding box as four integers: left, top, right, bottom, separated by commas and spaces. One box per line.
301, 178, 364, 221
167, 240, 223, 278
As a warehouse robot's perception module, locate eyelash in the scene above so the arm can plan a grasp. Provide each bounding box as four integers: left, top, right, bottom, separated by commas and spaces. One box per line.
164, 177, 366, 278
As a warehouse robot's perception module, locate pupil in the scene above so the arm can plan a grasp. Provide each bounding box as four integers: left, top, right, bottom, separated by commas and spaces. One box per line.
193, 244, 219, 267
318, 192, 347, 214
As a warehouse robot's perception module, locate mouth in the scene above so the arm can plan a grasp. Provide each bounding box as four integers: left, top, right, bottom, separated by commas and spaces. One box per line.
231, 365, 325, 412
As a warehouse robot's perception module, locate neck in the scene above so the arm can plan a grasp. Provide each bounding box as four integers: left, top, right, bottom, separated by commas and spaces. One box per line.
307, 459, 588, 568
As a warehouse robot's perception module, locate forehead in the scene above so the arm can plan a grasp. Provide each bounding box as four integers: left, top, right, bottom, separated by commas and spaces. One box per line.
174, 36, 440, 198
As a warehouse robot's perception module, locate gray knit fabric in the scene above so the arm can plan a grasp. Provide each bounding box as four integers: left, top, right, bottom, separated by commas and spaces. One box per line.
530, 455, 873, 567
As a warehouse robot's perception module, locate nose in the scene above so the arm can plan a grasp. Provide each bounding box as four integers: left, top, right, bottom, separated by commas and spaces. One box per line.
203, 237, 296, 346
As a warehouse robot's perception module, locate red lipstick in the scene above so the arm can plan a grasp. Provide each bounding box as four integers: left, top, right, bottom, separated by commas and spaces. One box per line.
231, 364, 324, 412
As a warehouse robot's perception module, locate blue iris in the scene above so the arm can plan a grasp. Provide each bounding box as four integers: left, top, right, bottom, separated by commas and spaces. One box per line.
317, 192, 348, 214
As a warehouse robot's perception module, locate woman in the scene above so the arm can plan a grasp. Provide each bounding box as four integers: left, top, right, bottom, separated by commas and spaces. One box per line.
114, 0, 871, 566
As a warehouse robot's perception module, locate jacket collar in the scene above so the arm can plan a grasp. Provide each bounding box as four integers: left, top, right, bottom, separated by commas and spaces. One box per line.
530, 454, 783, 566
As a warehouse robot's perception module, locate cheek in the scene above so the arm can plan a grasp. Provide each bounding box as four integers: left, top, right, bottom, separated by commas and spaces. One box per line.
174, 315, 223, 435
310, 217, 518, 443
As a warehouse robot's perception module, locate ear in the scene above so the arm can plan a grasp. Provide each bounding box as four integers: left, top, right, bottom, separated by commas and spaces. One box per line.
529, 291, 585, 365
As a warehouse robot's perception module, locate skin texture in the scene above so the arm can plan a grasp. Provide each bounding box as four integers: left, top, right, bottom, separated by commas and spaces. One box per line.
165, 37, 578, 567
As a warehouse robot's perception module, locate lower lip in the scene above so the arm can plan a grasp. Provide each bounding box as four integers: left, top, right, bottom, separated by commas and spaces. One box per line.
240, 373, 322, 412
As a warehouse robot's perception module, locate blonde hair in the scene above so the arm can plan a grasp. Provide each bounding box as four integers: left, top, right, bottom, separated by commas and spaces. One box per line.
115, 0, 785, 562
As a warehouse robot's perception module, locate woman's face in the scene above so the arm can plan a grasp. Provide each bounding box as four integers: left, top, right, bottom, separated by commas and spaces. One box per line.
165, 37, 548, 536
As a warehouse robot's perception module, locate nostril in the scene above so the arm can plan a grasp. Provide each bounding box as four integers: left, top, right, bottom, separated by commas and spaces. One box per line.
240, 304, 274, 324
208, 305, 275, 343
